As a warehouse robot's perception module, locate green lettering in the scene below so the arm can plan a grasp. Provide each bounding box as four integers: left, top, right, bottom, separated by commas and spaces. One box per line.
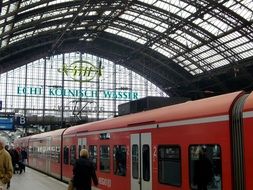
123, 92, 128, 99
79, 90, 84, 97
117, 91, 123, 99
68, 89, 75, 97
60, 65, 69, 76
112, 92, 117, 99
17, 87, 23, 94
103, 91, 112, 98
91, 90, 98, 98
133, 92, 138, 99
49, 89, 55, 96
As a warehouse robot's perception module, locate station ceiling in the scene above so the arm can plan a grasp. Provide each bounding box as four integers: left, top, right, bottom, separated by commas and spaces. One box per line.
0, 0, 253, 99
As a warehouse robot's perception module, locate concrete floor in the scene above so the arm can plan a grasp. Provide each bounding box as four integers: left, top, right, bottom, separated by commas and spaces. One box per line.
9, 167, 68, 190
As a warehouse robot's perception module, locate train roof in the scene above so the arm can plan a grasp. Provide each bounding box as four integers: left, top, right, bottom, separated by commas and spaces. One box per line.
243, 91, 253, 112
29, 128, 66, 140
64, 91, 243, 135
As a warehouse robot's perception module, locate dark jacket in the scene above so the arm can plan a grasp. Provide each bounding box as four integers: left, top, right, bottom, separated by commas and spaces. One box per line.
194, 154, 213, 189
73, 157, 98, 190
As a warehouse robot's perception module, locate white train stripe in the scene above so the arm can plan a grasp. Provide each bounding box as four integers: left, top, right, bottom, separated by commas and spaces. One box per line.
77, 124, 157, 137
243, 111, 253, 118
75, 115, 229, 137
159, 115, 229, 128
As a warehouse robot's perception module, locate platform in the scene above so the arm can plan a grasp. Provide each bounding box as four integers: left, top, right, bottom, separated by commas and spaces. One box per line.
9, 167, 68, 190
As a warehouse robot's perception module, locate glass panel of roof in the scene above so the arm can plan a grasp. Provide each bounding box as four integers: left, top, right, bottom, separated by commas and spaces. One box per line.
1, 39, 7, 47
20, 0, 41, 8
176, 56, 185, 62
208, 15, 232, 33
134, 17, 156, 28
188, 64, 197, 70
239, 49, 253, 59
136, 38, 146, 44
105, 27, 119, 34
139, 14, 161, 25
233, 42, 253, 54
173, 30, 200, 48
193, 45, 213, 55
155, 25, 167, 33
138, 0, 156, 4
9, 3, 18, 13
119, 13, 135, 22
117, 31, 139, 42
131, 4, 147, 12
224, 0, 253, 21
152, 0, 193, 18
20, 3, 48, 14
15, 15, 42, 27
40, 10, 69, 19
205, 54, 225, 64
196, 49, 219, 60
196, 14, 225, 36
219, 31, 241, 43
103, 11, 112, 16
87, 11, 97, 16
0, 5, 8, 16
48, 0, 74, 6
211, 60, 230, 68
152, 45, 175, 58
123, 10, 139, 18
195, 69, 203, 74
226, 36, 249, 48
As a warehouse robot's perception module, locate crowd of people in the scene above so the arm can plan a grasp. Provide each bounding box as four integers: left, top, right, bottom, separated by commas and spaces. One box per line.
5, 145, 27, 175
0, 137, 27, 190
0, 135, 98, 190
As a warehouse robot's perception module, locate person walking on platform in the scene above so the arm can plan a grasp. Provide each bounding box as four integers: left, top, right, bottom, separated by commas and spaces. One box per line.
72, 149, 98, 190
0, 138, 13, 190
20, 147, 27, 173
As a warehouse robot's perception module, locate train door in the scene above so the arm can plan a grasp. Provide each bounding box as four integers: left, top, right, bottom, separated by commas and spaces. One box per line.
131, 133, 152, 190
46, 137, 51, 173
77, 137, 87, 157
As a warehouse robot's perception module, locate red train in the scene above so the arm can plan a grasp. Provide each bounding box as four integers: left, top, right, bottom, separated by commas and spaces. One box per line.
14, 91, 253, 190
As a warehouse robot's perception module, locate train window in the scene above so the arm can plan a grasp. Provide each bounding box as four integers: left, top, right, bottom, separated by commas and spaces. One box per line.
89, 145, 97, 170
158, 145, 181, 186
142, 144, 150, 181
70, 145, 76, 165
189, 145, 222, 190
63, 146, 69, 165
132, 144, 139, 179
113, 145, 126, 176
51, 146, 56, 161
100, 145, 110, 172
29, 146, 33, 156
56, 146, 60, 163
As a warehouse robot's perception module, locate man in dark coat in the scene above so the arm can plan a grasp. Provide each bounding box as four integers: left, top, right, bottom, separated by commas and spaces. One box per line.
194, 149, 214, 190
73, 149, 98, 190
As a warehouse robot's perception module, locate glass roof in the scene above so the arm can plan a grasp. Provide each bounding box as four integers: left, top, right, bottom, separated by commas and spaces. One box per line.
0, 0, 253, 76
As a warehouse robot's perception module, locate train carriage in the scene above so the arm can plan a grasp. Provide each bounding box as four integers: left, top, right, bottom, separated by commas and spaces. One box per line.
15, 91, 253, 190
243, 92, 253, 189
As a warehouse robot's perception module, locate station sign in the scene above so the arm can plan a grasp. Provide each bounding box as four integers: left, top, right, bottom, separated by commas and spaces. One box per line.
17, 86, 139, 100
0, 116, 14, 131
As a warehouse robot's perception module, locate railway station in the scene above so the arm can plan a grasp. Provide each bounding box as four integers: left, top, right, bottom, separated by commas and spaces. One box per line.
0, 0, 253, 190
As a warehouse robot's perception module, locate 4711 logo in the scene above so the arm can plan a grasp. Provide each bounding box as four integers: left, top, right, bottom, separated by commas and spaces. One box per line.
58, 60, 103, 82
